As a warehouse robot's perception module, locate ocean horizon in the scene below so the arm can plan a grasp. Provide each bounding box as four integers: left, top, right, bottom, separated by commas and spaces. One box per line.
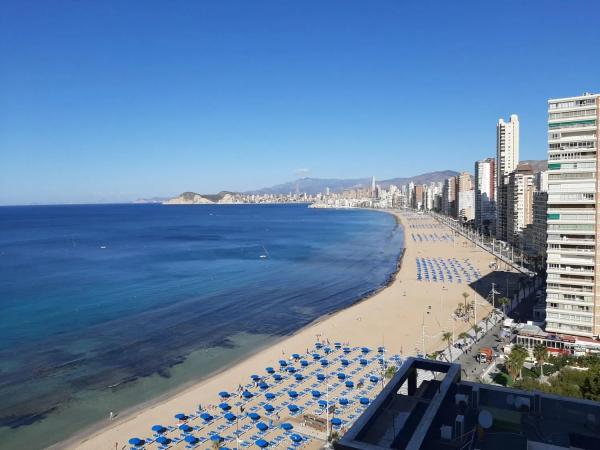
0, 203, 403, 449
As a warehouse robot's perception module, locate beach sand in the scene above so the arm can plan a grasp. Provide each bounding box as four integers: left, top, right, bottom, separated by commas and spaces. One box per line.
62, 210, 498, 450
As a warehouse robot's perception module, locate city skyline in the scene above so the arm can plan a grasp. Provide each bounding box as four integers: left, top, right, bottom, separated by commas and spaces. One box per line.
1, 1, 600, 205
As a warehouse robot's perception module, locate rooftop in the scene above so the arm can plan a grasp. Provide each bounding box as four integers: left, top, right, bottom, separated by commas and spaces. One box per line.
335, 357, 600, 450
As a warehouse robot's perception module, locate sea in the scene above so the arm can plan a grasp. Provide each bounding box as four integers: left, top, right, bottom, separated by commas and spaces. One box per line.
0, 203, 403, 449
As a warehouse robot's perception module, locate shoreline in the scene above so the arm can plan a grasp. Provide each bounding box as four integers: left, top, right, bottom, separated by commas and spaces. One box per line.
60, 208, 495, 449
53, 208, 405, 450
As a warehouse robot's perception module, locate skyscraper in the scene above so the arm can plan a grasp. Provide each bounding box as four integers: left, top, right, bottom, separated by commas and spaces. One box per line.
506, 162, 535, 247
545, 92, 599, 338
371, 176, 376, 198
496, 114, 520, 241
457, 172, 474, 222
474, 158, 496, 233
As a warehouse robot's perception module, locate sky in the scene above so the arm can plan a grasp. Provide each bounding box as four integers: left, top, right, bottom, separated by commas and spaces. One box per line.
1, 1, 599, 205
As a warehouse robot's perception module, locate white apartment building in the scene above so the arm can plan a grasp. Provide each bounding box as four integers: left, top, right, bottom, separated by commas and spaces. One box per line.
506, 163, 535, 247
545, 92, 600, 338
475, 158, 496, 233
496, 115, 520, 241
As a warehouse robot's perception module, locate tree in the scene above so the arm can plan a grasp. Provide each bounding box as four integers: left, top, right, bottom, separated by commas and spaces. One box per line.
462, 292, 470, 311
442, 331, 453, 362
533, 343, 549, 378
498, 297, 510, 317
385, 366, 398, 379
506, 344, 528, 380
471, 325, 482, 342
458, 332, 471, 347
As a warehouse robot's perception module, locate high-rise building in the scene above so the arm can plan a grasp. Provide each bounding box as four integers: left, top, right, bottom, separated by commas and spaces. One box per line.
441, 176, 456, 217
545, 92, 599, 338
371, 176, 376, 198
474, 158, 496, 234
456, 172, 474, 222
506, 163, 535, 247
496, 114, 520, 241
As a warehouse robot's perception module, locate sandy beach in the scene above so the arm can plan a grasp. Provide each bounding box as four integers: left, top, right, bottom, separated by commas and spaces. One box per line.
61, 210, 497, 450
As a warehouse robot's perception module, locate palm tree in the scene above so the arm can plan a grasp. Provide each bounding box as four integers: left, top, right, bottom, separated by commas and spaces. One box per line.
455, 304, 464, 318
506, 344, 528, 380
442, 331, 453, 361
533, 343, 548, 377
462, 292, 470, 311
458, 331, 471, 347
498, 297, 510, 317
472, 325, 482, 342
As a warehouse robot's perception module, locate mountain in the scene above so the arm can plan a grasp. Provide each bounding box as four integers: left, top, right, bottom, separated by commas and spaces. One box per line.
162, 191, 237, 205
521, 159, 547, 173
249, 170, 460, 195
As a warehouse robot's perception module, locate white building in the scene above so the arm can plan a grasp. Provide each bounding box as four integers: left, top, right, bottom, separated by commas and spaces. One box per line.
545, 92, 599, 338
496, 114, 520, 241
474, 158, 496, 234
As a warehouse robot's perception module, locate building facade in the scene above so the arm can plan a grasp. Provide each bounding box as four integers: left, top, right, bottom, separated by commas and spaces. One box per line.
474, 158, 496, 233
545, 93, 600, 338
496, 115, 520, 241
506, 163, 535, 247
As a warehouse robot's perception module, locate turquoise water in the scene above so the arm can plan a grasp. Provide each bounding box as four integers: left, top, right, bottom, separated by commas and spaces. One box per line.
0, 203, 403, 448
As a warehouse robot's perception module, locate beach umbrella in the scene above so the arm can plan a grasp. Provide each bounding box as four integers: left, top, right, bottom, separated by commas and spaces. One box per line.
156, 436, 170, 445
128, 438, 144, 447
273, 374, 282, 381
151, 425, 166, 434
345, 381, 354, 388
324, 347, 332, 354
288, 390, 298, 398
292, 353, 300, 360
360, 359, 368, 366
370, 375, 379, 383
315, 342, 323, 349
317, 374, 325, 381
287, 404, 299, 413
265, 392, 275, 400
219, 402, 231, 411
255, 438, 269, 448
179, 424, 193, 433
334, 342, 342, 349
248, 412, 261, 421
279, 359, 288, 367
263, 403, 274, 413
361, 347, 370, 354
174, 413, 188, 421
343, 347, 351, 354
320, 359, 329, 367
243, 390, 254, 399
290, 434, 303, 443
219, 391, 231, 399
312, 353, 321, 360
185, 435, 199, 444
256, 421, 269, 431
287, 366, 296, 373
360, 397, 370, 405
224, 412, 237, 422
339, 398, 349, 406
341, 359, 349, 366
281, 422, 293, 431
318, 400, 327, 408
294, 373, 304, 381
210, 434, 222, 443
258, 381, 269, 390
378, 346, 385, 353
331, 418, 342, 426
311, 390, 321, 398
337, 372, 346, 380
265, 366, 275, 374
251, 374, 261, 381
300, 360, 309, 367
200, 412, 214, 422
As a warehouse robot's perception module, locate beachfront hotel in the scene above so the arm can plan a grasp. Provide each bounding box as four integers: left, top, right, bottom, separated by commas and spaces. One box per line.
496, 115, 520, 242
545, 92, 600, 338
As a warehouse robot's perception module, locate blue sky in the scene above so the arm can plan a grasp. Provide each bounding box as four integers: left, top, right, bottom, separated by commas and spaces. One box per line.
1, 1, 599, 205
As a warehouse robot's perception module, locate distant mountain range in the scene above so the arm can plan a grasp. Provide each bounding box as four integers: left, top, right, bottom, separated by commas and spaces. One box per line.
248, 170, 461, 195
141, 162, 548, 203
